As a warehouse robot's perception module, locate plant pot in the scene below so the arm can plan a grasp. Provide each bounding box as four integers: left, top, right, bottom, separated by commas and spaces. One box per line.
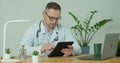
4, 54, 11, 60
81, 46, 90, 54
32, 55, 39, 63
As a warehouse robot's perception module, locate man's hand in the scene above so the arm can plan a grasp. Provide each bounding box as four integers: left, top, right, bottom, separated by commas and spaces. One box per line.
61, 45, 73, 56
41, 43, 54, 53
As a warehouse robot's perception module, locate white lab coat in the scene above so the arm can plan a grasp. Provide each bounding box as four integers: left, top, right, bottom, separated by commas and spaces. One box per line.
21, 21, 81, 56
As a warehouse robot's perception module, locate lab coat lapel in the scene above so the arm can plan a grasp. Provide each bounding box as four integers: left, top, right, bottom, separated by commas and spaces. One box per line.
37, 21, 48, 45
49, 26, 58, 43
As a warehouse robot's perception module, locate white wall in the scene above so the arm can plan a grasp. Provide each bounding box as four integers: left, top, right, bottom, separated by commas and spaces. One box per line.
0, 0, 120, 55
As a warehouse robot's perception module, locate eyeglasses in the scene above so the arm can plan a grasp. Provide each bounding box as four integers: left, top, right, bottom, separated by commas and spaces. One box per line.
45, 11, 61, 21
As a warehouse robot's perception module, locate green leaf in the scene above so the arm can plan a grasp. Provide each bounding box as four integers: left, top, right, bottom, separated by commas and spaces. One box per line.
68, 12, 80, 23
5, 48, 11, 54
118, 39, 120, 49
32, 50, 39, 56
68, 10, 113, 47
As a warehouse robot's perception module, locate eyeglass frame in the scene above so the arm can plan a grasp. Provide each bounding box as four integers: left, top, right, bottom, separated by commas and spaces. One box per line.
44, 11, 61, 21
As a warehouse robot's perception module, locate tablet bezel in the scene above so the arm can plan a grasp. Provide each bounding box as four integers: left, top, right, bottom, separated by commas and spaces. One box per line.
48, 41, 73, 57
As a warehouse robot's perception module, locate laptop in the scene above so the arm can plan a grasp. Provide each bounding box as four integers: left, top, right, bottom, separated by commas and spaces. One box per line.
79, 33, 120, 60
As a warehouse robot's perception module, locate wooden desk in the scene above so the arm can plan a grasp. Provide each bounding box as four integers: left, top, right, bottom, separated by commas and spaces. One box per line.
0, 55, 120, 63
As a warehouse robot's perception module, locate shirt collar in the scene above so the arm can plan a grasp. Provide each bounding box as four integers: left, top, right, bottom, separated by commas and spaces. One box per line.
40, 21, 59, 35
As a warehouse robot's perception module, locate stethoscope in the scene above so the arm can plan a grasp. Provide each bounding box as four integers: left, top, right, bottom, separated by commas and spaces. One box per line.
36, 20, 59, 41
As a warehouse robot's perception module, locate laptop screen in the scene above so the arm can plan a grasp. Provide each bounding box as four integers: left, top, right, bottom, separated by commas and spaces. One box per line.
101, 33, 119, 60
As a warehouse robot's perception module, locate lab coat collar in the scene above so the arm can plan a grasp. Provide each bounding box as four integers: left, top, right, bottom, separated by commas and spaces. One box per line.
40, 21, 59, 36
40, 21, 46, 35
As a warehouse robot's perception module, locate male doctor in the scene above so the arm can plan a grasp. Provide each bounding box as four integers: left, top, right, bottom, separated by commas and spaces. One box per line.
21, 2, 81, 56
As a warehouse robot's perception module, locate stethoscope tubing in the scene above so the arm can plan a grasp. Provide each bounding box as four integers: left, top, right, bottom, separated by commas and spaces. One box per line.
36, 20, 59, 41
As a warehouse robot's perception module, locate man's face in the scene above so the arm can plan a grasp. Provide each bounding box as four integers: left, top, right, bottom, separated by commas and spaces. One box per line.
43, 9, 61, 30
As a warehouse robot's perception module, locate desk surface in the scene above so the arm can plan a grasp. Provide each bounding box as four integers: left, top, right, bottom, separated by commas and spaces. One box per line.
0, 55, 120, 63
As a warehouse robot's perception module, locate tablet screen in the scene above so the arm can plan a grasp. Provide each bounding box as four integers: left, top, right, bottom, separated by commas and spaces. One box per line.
48, 41, 73, 57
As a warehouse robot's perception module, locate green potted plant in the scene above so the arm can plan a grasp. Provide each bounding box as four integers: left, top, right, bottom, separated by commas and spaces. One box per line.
32, 50, 39, 63
5, 48, 11, 60
116, 38, 120, 56
68, 10, 113, 54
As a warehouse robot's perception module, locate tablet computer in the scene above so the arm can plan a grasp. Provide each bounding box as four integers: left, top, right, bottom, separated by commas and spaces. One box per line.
48, 41, 73, 57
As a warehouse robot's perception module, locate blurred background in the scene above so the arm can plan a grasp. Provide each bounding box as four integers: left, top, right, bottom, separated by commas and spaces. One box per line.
0, 0, 120, 56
